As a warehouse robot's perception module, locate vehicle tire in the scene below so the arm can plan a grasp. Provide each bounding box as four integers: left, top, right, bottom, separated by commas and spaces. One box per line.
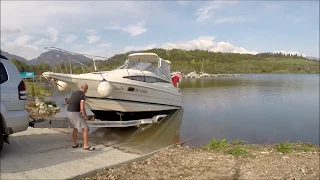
0, 128, 3, 152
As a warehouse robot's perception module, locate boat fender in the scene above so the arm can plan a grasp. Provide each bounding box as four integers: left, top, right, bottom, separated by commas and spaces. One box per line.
57, 81, 69, 91
97, 80, 112, 97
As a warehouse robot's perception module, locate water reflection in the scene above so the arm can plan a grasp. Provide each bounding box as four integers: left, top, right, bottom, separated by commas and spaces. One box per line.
89, 108, 184, 154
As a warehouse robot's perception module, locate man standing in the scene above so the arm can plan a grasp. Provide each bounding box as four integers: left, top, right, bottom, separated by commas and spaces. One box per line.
171, 72, 183, 88
65, 83, 95, 151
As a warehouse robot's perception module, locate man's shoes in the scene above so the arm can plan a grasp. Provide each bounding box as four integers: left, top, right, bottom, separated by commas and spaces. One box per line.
83, 146, 95, 151
72, 143, 82, 148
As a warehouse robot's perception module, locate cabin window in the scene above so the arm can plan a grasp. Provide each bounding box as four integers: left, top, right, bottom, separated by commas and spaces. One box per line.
156, 78, 170, 83
123, 76, 144, 82
145, 76, 157, 83
123, 76, 171, 84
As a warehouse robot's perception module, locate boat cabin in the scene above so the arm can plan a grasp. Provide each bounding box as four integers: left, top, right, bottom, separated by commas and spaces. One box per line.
115, 53, 173, 83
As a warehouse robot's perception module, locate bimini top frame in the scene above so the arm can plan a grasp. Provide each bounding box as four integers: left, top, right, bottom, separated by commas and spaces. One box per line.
44, 46, 110, 73
43, 46, 173, 82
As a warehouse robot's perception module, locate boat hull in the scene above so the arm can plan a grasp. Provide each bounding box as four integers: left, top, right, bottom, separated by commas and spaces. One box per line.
43, 72, 183, 112
86, 97, 180, 112
75, 80, 182, 111
91, 109, 177, 121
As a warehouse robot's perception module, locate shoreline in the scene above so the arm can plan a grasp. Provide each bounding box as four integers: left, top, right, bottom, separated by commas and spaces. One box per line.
84, 140, 320, 180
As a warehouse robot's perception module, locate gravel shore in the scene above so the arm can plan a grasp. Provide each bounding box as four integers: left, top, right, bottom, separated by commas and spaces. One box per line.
85, 143, 320, 180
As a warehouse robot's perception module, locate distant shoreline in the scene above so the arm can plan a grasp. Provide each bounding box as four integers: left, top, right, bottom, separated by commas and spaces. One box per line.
6, 48, 320, 75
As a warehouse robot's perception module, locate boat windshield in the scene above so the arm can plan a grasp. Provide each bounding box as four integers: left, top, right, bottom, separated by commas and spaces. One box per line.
116, 59, 171, 81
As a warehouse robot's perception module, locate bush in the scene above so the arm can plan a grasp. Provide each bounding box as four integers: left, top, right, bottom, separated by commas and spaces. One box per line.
228, 146, 248, 156
276, 141, 292, 153
204, 137, 228, 150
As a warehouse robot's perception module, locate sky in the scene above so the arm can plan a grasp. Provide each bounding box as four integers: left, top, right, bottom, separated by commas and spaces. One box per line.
1, 0, 319, 60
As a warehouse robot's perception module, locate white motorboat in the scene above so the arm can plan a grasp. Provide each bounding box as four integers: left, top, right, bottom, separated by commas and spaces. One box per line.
42, 47, 183, 121
185, 71, 197, 78
199, 72, 210, 78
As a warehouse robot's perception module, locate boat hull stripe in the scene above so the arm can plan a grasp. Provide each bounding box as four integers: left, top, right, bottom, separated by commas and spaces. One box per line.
86, 96, 182, 107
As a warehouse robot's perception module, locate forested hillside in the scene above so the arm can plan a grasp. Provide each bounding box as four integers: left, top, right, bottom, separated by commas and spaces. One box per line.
8, 48, 319, 75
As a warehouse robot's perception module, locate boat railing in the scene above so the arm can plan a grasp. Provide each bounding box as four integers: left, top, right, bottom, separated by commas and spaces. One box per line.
43, 46, 172, 82
44, 46, 103, 74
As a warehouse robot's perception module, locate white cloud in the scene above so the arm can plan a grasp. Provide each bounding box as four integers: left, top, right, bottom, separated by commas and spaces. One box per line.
195, 5, 218, 22
70, 44, 85, 50
14, 35, 33, 45
84, 29, 100, 44
98, 43, 112, 48
214, 16, 248, 24
1, 42, 43, 60
264, 3, 284, 12
64, 35, 77, 43
0, 1, 164, 59
0, 1, 315, 59
161, 36, 259, 54
177, 1, 189, 6
123, 44, 157, 52
70, 45, 115, 59
122, 36, 259, 55
293, 17, 304, 24
1, 27, 22, 35
48, 28, 59, 42
31, 38, 51, 47
195, 1, 238, 22
105, 21, 148, 36
1, 1, 147, 32
87, 35, 100, 44
86, 29, 96, 34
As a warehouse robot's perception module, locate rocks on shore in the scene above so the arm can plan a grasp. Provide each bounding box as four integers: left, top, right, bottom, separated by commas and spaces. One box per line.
26, 98, 60, 118
85, 145, 320, 180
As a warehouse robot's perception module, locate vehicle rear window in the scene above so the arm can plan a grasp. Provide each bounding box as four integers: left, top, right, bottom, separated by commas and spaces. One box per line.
0, 62, 8, 84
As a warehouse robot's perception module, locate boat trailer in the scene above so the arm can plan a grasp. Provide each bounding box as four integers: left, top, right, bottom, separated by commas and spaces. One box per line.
28, 114, 168, 129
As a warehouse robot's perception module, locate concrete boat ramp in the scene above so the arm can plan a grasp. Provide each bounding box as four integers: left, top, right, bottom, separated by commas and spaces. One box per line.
0, 127, 141, 179
0, 108, 184, 179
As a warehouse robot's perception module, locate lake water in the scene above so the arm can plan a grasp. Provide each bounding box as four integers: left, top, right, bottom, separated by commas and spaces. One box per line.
44, 74, 319, 149
180, 74, 319, 146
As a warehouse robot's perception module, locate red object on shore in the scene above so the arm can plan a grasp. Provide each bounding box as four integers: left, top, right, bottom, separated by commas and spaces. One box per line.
172, 75, 180, 85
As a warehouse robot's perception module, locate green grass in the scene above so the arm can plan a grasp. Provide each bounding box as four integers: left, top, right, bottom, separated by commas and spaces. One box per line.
203, 137, 248, 157
294, 141, 320, 152
203, 137, 320, 157
25, 81, 52, 99
227, 146, 248, 156
275, 141, 293, 153
203, 137, 229, 150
